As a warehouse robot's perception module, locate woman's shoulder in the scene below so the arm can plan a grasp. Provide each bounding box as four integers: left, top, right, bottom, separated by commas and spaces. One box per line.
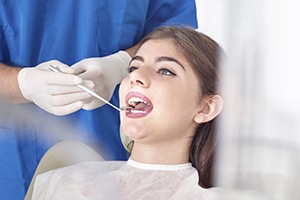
52, 160, 126, 175
35, 160, 126, 187
32, 161, 127, 199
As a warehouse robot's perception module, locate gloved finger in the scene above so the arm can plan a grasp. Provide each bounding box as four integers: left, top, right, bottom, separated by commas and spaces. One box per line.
48, 85, 83, 95
42, 60, 74, 73
73, 68, 98, 81
45, 101, 84, 116
71, 62, 88, 75
82, 99, 105, 110
32, 93, 84, 116
59, 66, 76, 74
80, 79, 102, 107
49, 92, 93, 106
82, 80, 95, 88
81, 96, 93, 105
46, 72, 83, 85
71, 61, 103, 80
48, 80, 95, 95
76, 70, 99, 81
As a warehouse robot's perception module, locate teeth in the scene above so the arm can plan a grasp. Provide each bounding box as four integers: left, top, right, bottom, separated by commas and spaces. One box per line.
130, 110, 146, 114
128, 97, 148, 107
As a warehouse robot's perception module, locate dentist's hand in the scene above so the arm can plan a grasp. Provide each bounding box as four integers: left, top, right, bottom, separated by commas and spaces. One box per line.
18, 60, 93, 116
71, 51, 131, 110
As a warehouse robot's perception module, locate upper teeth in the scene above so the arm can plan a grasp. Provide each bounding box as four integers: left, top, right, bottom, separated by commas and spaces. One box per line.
128, 97, 147, 107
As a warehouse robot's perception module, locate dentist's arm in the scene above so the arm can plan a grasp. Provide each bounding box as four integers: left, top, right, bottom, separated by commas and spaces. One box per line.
0, 61, 93, 116
0, 62, 25, 104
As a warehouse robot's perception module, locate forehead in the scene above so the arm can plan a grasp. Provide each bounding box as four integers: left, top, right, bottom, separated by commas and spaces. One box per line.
136, 39, 196, 73
137, 39, 182, 58
136, 38, 200, 83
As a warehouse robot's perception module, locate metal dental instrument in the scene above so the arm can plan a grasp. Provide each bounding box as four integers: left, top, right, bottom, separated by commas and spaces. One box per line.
48, 65, 133, 112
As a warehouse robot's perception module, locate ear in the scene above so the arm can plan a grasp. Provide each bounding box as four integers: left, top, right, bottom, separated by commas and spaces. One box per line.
194, 95, 223, 124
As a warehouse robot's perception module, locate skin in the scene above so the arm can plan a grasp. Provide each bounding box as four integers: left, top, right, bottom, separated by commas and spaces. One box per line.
119, 39, 213, 165
0, 63, 24, 103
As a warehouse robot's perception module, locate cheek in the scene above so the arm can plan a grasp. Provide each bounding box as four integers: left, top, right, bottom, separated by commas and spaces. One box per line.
154, 89, 195, 124
158, 82, 199, 111
160, 83, 200, 122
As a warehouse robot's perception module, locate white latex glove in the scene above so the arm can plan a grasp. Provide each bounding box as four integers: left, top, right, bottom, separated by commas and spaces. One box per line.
18, 60, 94, 116
71, 51, 131, 110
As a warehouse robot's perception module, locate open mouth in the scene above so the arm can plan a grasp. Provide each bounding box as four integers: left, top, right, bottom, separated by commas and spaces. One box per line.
123, 92, 153, 115
127, 97, 149, 113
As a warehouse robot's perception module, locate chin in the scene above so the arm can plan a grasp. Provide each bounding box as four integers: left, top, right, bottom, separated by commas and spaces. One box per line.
122, 125, 147, 141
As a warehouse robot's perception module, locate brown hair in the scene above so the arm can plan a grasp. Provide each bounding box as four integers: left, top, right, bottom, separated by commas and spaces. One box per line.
137, 25, 222, 188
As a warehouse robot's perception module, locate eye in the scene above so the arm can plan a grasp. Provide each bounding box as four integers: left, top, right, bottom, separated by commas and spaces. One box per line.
158, 68, 176, 76
128, 66, 139, 73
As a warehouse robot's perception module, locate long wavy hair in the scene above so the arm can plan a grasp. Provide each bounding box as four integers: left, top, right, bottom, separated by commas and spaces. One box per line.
136, 26, 222, 188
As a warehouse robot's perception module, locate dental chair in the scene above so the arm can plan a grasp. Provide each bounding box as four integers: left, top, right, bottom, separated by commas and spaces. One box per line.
24, 140, 103, 200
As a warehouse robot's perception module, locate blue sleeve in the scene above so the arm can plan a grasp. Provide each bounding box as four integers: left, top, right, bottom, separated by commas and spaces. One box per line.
144, 0, 198, 35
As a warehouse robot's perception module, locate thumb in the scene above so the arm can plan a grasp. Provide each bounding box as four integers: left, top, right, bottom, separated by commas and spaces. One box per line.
71, 62, 87, 75
82, 80, 95, 89
58, 64, 76, 74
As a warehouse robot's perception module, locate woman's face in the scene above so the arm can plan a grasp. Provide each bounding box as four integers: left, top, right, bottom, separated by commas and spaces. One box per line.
119, 39, 204, 144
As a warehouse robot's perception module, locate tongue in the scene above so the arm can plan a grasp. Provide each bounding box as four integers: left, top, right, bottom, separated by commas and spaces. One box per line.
134, 102, 153, 112
134, 102, 147, 110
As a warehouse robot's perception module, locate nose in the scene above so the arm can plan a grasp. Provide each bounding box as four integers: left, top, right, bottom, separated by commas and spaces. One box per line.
129, 67, 150, 88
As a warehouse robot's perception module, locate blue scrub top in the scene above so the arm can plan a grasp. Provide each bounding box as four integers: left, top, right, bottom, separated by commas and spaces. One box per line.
0, 0, 197, 199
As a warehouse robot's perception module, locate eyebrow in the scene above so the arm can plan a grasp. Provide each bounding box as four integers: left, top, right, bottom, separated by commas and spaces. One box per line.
130, 55, 185, 70
130, 56, 144, 64
156, 56, 185, 70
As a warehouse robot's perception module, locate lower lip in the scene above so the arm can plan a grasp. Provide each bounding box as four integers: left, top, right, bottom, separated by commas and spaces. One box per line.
125, 109, 153, 118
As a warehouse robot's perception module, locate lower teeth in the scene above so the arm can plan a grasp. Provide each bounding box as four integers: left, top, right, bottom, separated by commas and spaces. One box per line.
130, 109, 146, 113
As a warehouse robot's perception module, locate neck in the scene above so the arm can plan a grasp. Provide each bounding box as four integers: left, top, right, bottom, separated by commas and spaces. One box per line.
130, 139, 192, 165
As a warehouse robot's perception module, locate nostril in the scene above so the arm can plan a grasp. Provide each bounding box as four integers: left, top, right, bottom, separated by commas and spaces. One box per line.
130, 77, 144, 85
129, 71, 149, 87
136, 80, 144, 85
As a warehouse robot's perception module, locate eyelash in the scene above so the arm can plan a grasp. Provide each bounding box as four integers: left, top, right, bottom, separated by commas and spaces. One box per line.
127, 66, 138, 73
127, 66, 176, 76
157, 68, 176, 76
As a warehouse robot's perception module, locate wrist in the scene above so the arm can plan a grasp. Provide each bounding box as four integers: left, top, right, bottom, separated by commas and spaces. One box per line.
17, 68, 33, 102
0, 63, 29, 104
111, 51, 132, 80
125, 43, 139, 58
114, 51, 132, 66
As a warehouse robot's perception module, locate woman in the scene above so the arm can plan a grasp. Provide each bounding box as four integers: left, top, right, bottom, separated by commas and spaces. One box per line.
32, 26, 224, 199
